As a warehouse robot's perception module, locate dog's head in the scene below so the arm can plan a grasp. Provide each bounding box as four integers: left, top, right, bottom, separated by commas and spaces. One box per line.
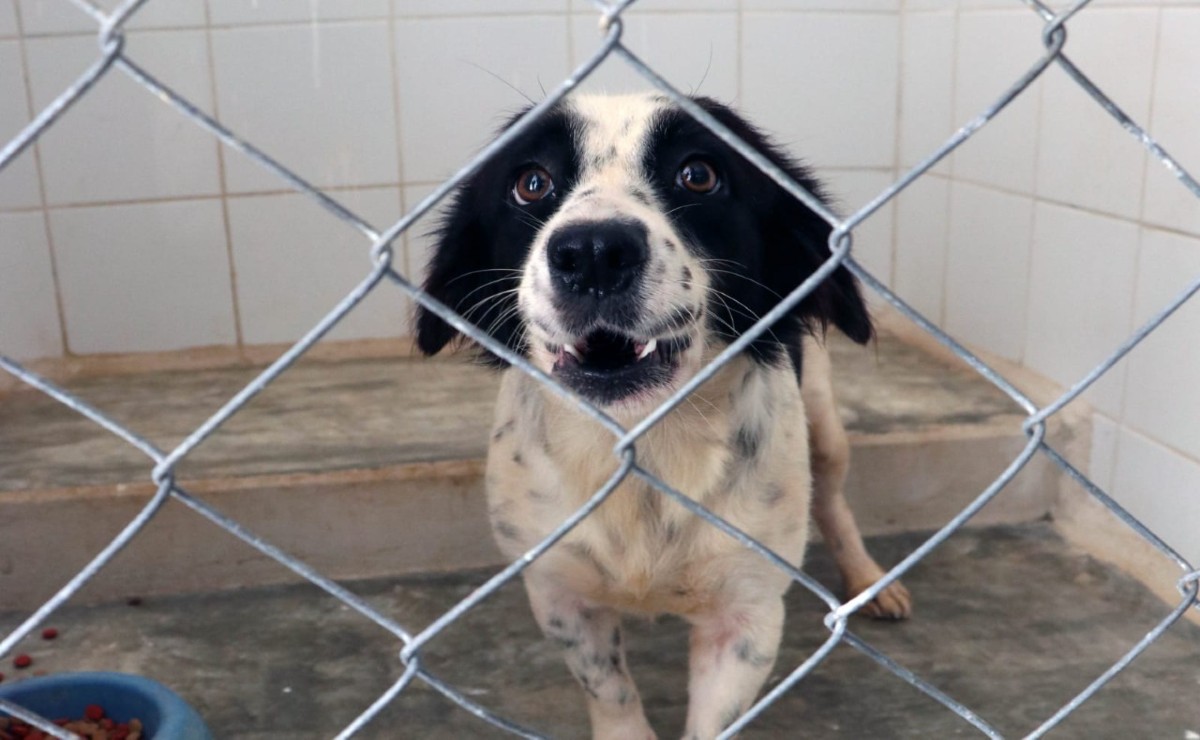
415, 93, 871, 410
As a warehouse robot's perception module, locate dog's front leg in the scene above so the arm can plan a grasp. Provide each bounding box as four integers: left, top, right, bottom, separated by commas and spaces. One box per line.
683, 596, 784, 740
524, 575, 656, 740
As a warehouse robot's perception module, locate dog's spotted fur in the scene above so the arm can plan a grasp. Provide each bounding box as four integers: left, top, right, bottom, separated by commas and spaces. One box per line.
417, 93, 911, 739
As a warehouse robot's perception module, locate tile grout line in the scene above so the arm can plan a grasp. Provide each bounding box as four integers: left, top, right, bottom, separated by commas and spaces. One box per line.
888, 0, 907, 291
11, 1, 72, 359
1136, 5, 1165, 228
3, 7, 915, 42
938, 0, 962, 328
0, 182, 412, 214
201, 0, 246, 354
388, 0, 415, 315
736, 0, 744, 108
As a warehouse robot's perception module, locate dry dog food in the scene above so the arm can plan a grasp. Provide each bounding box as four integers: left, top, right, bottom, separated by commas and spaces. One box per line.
0, 705, 144, 740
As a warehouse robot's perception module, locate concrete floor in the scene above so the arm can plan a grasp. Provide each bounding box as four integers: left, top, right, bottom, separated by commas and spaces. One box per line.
3, 524, 1199, 739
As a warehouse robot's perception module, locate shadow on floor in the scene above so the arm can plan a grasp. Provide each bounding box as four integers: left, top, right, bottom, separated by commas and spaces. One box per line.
3, 524, 1198, 739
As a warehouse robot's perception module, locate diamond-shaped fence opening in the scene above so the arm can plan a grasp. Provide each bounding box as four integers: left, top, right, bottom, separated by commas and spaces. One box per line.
1, 0, 1198, 738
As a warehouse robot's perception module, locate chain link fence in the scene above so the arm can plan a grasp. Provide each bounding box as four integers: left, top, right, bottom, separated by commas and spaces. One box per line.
2, 0, 1199, 737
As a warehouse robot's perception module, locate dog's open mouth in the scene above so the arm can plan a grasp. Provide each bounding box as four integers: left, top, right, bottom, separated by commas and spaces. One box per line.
547, 329, 691, 404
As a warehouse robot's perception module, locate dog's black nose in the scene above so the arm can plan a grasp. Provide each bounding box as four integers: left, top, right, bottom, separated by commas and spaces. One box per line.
547, 221, 648, 299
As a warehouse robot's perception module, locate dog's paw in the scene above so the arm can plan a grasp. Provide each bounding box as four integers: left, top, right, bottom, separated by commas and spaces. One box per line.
846, 577, 913, 621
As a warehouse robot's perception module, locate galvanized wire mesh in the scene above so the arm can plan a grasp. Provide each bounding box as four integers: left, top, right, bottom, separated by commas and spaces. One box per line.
2, 0, 1199, 737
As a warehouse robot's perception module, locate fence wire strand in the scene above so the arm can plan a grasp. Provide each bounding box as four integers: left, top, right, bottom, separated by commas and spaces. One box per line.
1, 0, 1198, 737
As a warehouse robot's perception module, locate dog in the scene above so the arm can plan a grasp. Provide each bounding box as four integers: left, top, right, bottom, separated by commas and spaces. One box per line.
414, 92, 912, 739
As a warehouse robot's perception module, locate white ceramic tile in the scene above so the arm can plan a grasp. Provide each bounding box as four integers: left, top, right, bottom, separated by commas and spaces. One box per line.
955, 0, 1022, 7
395, 15, 570, 182
893, 173, 950, 322
1142, 9, 1200, 237
212, 22, 399, 194
0, 2, 18, 36
943, 182, 1034, 361
209, 0, 390, 25
1030, 0, 1184, 10
411, 0, 567, 15
16, 0, 204, 34
1087, 412, 1119, 494
16, 0, 104, 34
1023, 203, 1137, 415
741, 0, 896, 9
1122, 228, 1200, 461
570, 12, 738, 101
569, 0, 732, 11
0, 212, 63, 360
24, 31, 220, 205
899, 12, 955, 172
51, 199, 237, 354
741, 13, 898, 170
1035, 9, 1156, 220
1111, 427, 1200, 567
952, 11, 1045, 194
821, 168, 895, 288
228, 187, 411, 345
905, 0, 954, 9
0, 41, 41, 211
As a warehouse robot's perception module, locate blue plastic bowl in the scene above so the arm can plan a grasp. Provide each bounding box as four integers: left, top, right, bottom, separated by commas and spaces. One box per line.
0, 672, 212, 739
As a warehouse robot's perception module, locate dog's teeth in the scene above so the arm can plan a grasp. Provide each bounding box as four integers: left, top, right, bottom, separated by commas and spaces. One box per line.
564, 343, 583, 361
637, 338, 657, 361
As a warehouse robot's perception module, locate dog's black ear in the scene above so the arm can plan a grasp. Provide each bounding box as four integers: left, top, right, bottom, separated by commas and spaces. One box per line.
413, 186, 491, 356
694, 97, 873, 346
781, 206, 874, 345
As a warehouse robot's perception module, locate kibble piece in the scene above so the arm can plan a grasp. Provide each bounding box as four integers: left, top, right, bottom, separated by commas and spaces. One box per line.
12, 655, 31, 669
39, 629, 57, 641
83, 705, 104, 722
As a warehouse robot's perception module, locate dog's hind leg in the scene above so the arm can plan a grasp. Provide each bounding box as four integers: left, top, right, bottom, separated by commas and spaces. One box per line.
800, 335, 912, 620
525, 576, 656, 740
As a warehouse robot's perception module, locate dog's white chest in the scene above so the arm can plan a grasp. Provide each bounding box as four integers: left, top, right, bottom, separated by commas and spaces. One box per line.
483, 363, 811, 616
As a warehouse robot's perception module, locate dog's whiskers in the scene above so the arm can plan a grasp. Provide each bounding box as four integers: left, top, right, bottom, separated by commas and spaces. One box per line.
444, 267, 524, 288
454, 275, 522, 313
459, 288, 520, 331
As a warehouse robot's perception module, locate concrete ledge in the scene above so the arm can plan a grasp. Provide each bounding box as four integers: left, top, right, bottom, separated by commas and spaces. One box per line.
1, 329, 1075, 609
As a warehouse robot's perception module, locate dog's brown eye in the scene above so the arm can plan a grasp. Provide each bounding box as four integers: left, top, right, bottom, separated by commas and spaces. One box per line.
513, 167, 554, 205
677, 159, 719, 194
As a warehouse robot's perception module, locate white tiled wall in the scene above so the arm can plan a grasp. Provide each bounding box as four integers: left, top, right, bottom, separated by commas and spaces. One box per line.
25, 31, 221, 205
2, 1, 1199, 561
393, 14, 570, 183
51, 199, 238, 353
0, 41, 40, 211
211, 22, 399, 193
226, 186, 410, 345
741, 12, 899, 170
943, 182, 1033, 361
0, 0, 903, 361
896, 1, 1200, 566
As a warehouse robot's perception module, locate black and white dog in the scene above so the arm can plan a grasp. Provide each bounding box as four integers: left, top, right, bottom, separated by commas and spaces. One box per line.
415, 93, 910, 739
